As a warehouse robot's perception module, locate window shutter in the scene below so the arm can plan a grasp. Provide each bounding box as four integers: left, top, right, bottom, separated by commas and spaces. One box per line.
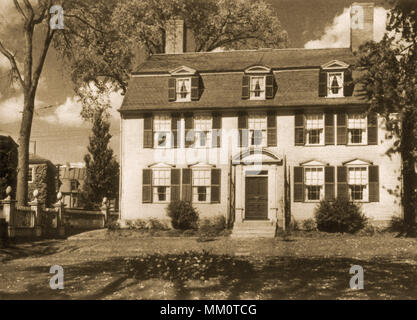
325, 112, 335, 145
191, 76, 200, 101
171, 168, 181, 201
267, 111, 277, 147
294, 112, 305, 146
325, 166, 335, 201
211, 168, 221, 203
238, 112, 248, 147
319, 70, 327, 97
142, 169, 152, 203
265, 75, 275, 99
212, 113, 222, 148
184, 113, 194, 148
182, 168, 192, 202
337, 113, 347, 145
171, 113, 180, 148
143, 113, 153, 148
343, 68, 354, 97
367, 112, 378, 145
168, 78, 176, 101
294, 167, 304, 202
337, 166, 348, 200
242, 75, 250, 99
369, 165, 379, 202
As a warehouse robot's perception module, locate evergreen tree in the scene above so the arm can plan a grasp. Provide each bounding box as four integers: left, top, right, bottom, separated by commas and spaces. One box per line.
81, 109, 119, 209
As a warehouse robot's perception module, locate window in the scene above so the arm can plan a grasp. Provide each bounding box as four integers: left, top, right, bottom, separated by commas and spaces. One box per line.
248, 113, 267, 146
152, 169, 170, 202
347, 113, 367, 145
176, 78, 191, 102
192, 169, 211, 203
250, 76, 266, 100
348, 166, 368, 201
70, 180, 79, 192
194, 114, 212, 148
28, 167, 34, 183
304, 167, 324, 201
327, 72, 343, 97
154, 114, 171, 148
306, 114, 324, 145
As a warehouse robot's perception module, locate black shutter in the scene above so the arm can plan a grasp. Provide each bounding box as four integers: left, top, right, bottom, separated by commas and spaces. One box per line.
344, 68, 354, 97
242, 75, 250, 99
367, 112, 378, 145
369, 165, 379, 202
325, 166, 335, 201
212, 113, 221, 148
143, 114, 153, 148
337, 166, 349, 200
182, 168, 192, 202
337, 113, 347, 145
238, 112, 248, 147
319, 70, 327, 97
211, 168, 221, 203
294, 166, 304, 202
191, 76, 200, 101
265, 74, 275, 99
168, 78, 176, 101
267, 111, 277, 147
294, 112, 305, 146
171, 113, 180, 148
142, 169, 152, 203
184, 113, 194, 148
325, 112, 335, 145
171, 168, 181, 201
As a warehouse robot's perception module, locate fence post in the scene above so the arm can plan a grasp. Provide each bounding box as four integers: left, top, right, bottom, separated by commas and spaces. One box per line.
0, 186, 14, 246
29, 189, 42, 238
101, 197, 109, 227
54, 192, 66, 238
1, 186, 16, 239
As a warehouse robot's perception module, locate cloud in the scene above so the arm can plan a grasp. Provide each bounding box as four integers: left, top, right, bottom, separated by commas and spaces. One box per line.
304, 7, 388, 49
40, 96, 85, 127
0, 55, 10, 70
0, 95, 24, 124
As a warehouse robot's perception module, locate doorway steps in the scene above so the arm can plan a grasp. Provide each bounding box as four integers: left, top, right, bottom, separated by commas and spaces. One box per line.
231, 220, 277, 238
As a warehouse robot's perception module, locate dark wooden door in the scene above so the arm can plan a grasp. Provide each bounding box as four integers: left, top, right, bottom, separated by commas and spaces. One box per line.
245, 177, 268, 220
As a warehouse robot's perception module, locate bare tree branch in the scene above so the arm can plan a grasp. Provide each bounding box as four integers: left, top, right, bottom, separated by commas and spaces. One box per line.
13, 0, 27, 21
0, 40, 25, 87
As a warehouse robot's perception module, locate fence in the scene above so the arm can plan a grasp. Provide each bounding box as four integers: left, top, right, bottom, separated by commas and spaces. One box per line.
0, 186, 119, 240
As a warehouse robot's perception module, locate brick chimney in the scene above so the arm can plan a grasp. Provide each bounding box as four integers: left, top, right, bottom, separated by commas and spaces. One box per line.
165, 19, 185, 54
350, 2, 374, 52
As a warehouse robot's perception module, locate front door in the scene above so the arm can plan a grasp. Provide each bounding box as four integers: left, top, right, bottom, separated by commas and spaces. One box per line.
245, 177, 268, 220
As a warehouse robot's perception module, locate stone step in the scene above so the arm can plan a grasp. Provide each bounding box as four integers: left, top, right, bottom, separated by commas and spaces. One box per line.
231, 220, 277, 238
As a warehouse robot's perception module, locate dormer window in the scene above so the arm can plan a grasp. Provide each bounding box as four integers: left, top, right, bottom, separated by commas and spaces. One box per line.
176, 78, 191, 101
250, 76, 265, 100
319, 60, 353, 98
328, 72, 344, 97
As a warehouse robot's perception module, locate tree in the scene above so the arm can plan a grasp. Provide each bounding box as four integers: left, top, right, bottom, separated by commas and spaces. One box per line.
81, 108, 119, 209
356, 0, 417, 236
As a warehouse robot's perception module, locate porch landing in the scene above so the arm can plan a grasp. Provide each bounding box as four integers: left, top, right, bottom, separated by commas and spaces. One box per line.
231, 220, 277, 238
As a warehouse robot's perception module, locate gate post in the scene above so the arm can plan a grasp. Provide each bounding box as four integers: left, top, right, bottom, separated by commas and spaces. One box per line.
29, 189, 42, 238
54, 192, 66, 238
1, 186, 16, 240
101, 197, 109, 227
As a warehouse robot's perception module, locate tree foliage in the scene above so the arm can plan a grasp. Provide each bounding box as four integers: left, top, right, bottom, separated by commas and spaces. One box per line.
356, 0, 417, 236
81, 109, 119, 209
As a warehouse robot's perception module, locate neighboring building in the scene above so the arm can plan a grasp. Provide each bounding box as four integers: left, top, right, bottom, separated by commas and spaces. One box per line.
28, 153, 57, 207
0, 135, 18, 198
119, 2, 402, 233
58, 164, 87, 208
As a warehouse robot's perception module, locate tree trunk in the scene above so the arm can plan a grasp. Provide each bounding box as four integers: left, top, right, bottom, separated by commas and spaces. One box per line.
401, 116, 417, 237
16, 94, 35, 206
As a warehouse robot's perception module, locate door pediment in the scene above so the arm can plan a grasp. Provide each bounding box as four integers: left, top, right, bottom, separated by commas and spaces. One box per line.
232, 147, 282, 165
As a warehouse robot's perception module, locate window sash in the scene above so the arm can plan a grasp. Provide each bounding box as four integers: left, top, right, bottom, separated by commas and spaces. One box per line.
193, 186, 211, 202
348, 166, 368, 201
153, 186, 170, 202
28, 167, 33, 183
176, 78, 191, 101
194, 115, 212, 147
327, 72, 344, 97
153, 169, 171, 186
192, 169, 211, 186
250, 76, 266, 99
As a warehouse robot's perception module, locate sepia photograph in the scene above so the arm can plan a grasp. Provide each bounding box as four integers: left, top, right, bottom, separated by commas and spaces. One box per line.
0, 0, 417, 306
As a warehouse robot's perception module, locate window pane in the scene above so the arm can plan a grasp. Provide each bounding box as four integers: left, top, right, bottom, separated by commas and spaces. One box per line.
153, 169, 170, 186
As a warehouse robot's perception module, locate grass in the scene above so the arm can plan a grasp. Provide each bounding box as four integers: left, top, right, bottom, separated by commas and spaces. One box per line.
1, 231, 417, 299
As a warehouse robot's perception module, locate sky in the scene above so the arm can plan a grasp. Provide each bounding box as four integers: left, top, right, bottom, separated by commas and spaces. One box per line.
0, 0, 391, 165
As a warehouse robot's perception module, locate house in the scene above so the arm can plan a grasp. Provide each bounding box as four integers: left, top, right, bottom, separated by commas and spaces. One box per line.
58, 163, 86, 208
0, 135, 18, 198
28, 153, 57, 207
118, 2, 402, 235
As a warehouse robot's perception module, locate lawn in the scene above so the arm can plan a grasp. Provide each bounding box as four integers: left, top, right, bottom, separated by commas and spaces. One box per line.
1, 230, 417, 299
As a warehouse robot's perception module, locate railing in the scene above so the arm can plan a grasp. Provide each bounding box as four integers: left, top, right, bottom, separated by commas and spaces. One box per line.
0, 186, 119, 240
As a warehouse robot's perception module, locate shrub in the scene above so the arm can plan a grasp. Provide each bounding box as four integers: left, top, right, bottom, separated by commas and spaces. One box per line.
166, 201, 199, 230
302, 218, 317, 231
123, 218, 169, 230
389, 216, 407, 233
107, 220, 121, 230
314, 199, 367, 233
